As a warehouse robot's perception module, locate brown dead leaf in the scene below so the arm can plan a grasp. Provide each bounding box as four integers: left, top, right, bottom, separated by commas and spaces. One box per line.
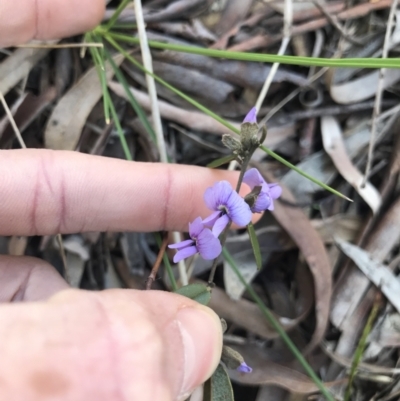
0, 48, 49, 95
257, 165, 332, 354
45, 54, 124, 150
321, 116, 381, 213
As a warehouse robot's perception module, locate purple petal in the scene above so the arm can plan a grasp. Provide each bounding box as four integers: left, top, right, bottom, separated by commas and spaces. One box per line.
203, 210, 221, 227
225, 191, 252, 227
168, 239, 194, 250
252, 193, 272, 213
236, 362, 252, 373
197, 229, 222, 260
189, 217, 204, 238
173, 246, 198, 263
204, 181, 234, 211
212, 214, 230, 237
242, 107, 257, 124
243, 168, 264, 190
268, 183, 282, 199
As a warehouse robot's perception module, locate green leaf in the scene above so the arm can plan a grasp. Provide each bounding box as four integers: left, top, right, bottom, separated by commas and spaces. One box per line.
259, 145, 352, 202
174, 283, 211, 305
207, 155, 236, 168
104, 35, 351, 202
104, 48, 157, 144
105, 32, 400, 69
222, 247, 335, 401
247, 222, 262, 270
203, 364, 234, 401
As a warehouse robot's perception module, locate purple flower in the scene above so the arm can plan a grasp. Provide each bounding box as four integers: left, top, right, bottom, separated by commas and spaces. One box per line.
236, 362, 252, 373
203, 181, 252, 237
243, 107, 257, 124
168, 217, 222, 263
243, 168, 282, 212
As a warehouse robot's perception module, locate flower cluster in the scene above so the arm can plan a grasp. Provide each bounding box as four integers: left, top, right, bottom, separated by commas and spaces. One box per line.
168, 109, 282, 263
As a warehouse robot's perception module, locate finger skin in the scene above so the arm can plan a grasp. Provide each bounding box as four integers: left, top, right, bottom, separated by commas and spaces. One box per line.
0, 289, 222, 401
0, 149, 253, 236
0, 255, 68, 302
0, 0, 105, 47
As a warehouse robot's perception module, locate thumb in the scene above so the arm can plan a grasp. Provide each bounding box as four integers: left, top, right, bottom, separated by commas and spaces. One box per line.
0, 289, 222, 401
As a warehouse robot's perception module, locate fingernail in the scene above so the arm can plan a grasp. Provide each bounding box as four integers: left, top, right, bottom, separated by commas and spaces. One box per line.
176, 306, 222, 398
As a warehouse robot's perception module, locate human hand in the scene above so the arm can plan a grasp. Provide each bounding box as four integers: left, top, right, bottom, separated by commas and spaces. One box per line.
0, 3, 238, 399
0, 148, 238, 400
0, 0, 105, 47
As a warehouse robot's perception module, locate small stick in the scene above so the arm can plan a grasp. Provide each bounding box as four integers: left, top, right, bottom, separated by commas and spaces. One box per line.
146, 232, 169, 290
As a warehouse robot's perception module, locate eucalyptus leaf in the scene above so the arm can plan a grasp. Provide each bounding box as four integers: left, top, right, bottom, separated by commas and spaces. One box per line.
207, 155, 236, 168
247, 223, 262, 270
203, 364, 234, 401
174, 283, 211, 305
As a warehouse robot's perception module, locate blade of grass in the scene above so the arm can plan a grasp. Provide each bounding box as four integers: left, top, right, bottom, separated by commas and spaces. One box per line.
103, 32, 400, 69
344, 298, 380, 401
104, 48, 157, 144
155, 232, 178, 291
223, 247, 335, 401
105, 35, 351, 201
259, 145, 352, 201
89, 44, 112, 125
104, 34, 239, 134
103, 0, 132, 31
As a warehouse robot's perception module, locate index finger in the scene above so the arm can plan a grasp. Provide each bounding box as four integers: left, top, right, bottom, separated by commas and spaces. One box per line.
0, 149, 241, 236
0, 0, 105, 47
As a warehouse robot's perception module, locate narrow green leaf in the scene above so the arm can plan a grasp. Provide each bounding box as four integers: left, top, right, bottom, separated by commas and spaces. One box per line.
103, 48, 157, 144
154, 233, 178, 292
259, 145, 352, 201
223, 247, 335, 401
207, 154, 236, 168
174, 283, 211, 305
203, 364, 234, 401
247, 222, 262, 270
105, 35, 350, 201
103, 0, 131, 31
105, 32, 400, 69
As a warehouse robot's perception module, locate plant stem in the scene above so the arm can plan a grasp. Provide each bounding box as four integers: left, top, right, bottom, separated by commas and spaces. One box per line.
224, 248, 336, 401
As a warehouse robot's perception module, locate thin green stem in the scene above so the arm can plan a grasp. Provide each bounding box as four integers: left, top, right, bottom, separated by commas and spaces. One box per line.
259, 145, 352, 201
104, 48, 157, 144
344, 299, 380, 401
104, 34, 239, 133
155, 233, 178, 291
103, 0, 132, 31
104, 34, 350, 201
90, 43, 112, 125
223, 248, 335, 401
105, 32, 400, 69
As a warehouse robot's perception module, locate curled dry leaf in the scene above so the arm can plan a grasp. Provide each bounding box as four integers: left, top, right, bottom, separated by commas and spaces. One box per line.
257, 165, 332, 354
331, 196, 400, 329
0, 48, 50, 95
321, 116, 381, 213
329, 69, 400, 105
336, 239, 400, 314
45, 54, 124, 150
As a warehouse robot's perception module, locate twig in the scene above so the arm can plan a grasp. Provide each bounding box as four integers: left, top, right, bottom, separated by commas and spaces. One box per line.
133, 0, 167, 163
362, 0, 398, 186
312, 0, 365, 46
146, 232, 169, 290
0, 91, 26, 149
0, 90, 69, 281
16, 42, 103, 49
172, 232, 188, 286
133, 0, 188, 286
255, 0, 293, 111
